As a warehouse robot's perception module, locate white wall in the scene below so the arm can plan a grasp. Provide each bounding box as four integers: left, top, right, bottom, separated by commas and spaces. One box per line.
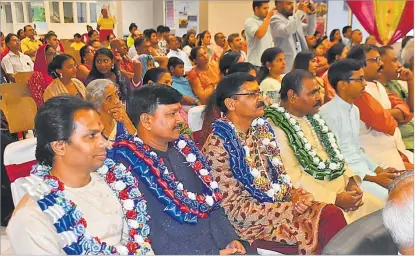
326, 1, 350, 37
118, 1, 154, 37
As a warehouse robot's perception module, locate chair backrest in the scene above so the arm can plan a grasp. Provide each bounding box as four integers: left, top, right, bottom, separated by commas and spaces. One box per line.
14, 71, 33, 84
0, 83, 32, 104
65, 48, 81, 65
187, 105, 206, 132
4, 137, 37, 206
0, 97, 37, 133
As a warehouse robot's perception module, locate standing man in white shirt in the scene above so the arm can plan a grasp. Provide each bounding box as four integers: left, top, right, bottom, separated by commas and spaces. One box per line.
270, 0, 316, 73
244, 1, 275, 68
1, 33, 33, 82
166, 35, 192, 72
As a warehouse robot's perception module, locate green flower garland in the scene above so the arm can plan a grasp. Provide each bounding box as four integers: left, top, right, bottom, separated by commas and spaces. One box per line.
265, 106, 346, 181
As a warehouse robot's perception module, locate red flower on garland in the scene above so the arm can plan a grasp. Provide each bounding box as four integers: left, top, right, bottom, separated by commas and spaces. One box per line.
182, 146, 191, 155
127, 241, 139, 253
143, 145, 151, 151
126, 210, 137, 219
129, 228, 138, 238
193, 160, 203, 171
202, 175, 212, 183
106, 172, 116, 183
119, 189, 129, 200
78, 217, 87, 228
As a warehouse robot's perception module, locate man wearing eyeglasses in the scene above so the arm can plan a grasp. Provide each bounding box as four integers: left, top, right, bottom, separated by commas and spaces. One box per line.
320, 59, 403, 202
347, 45, 413, 177
265, 69, 383, 224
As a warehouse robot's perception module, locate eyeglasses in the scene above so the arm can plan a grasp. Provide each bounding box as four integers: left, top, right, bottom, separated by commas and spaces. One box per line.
345, 77, 366, 83
366, 57, 381, 63
231, 91, 264, 98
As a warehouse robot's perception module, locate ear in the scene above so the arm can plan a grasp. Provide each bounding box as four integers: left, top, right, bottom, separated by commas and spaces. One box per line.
224, 98, 236, 112
287, 89, 297, 103
168, 66, 174, 73
265, 61, 272, 70
139, 113, 152, 131
50, 141, 66, 157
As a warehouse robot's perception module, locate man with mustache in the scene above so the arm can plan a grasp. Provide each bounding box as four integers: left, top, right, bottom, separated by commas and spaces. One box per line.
202, 73, 347, 254
109, 84, 248, 255
347, 45, 413, 179
265, 69, 384, 224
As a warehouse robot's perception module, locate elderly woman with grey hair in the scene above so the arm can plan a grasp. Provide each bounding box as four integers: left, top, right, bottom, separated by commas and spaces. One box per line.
86, 79, 136, 142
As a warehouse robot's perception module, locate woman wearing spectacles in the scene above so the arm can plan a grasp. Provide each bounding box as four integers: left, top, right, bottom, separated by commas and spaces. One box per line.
86, 79, 136, 144
76, 45, 95, 84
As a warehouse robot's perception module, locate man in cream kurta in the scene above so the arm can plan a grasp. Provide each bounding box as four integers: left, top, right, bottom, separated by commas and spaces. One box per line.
269, 113, 384, 223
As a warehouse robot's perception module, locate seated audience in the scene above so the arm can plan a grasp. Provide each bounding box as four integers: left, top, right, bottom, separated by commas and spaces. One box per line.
0, 32, 8, 59
319, 59, 400, 201
142, 67, 172, 86
382, 171, 414, 256
401, 38, 413, 72
81, 25, 93, 43
88, 29, 99, 44
127, 30, 144, 58
6, 95, 153, 255
378, 46, 414, 151
70, 33, 85, 51
43, 54, 86, 101
110, 39, 141, 86
27, 45, 56, 106
219, 51, 243, 77
1, 33, 34, 82
157, 25, 170, 56
305, 34, 317, 50
348, 45, 413, 171
197, 31, 214, 60
292, 51, 326, 103
211, 32, 228, 61
168, 57, 200, 105
20, 25, 42, 61
342, 25, 352, 47
187, 46, 220, 104
110, 85, 248, 254
228, 62, 257, 76
265, 69, 384, 223
16, 29, 25, 41
167, 35, 192, 72
76, 45, 94, 84
130, 37, 149, 60
102, 33, 116, 49
181, 31, 196, 56
240, 29, 247, 54
323, 43, 349, 102
90, 39, 102, 50
312, 37, 329, 77
86, 79, 136, 142
258, 47, 285, 104
86, 48, 129, 101
126, 23, 138, 48
365, 35, 378, 45
227, 33, 247, 62
350, 29, 363, 47
329, 29, 342, 47
145, 29, 165, 57
202, 73, 347, 254
44, 32, 64, 53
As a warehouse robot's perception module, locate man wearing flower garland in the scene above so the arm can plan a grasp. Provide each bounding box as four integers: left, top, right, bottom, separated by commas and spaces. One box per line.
265, 69, 384, 224
109, 84, 248, 255
202, 73, 347, 254
7, 96, 153, 255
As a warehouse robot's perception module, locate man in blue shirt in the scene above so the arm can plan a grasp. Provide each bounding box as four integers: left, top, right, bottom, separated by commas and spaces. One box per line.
168, 57, 200, 106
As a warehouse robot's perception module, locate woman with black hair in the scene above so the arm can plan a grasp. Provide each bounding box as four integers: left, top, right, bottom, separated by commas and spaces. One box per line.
329, 29, 342, 46
197, 31, 214, 60
292, 51, 326, 103
312, 37, 330, 77
43, 54, 86, 102
258, 47, 286, 104
228, 62, 257, 77
86, 48, 130, 101
219, 51, 243, 77
182, 31, 196, 56
76, 45, 95, 84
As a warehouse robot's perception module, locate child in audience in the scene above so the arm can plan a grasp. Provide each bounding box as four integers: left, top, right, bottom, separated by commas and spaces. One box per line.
168, 57, 200, 106
313, 37, 329, 77
70, 33, 85, 51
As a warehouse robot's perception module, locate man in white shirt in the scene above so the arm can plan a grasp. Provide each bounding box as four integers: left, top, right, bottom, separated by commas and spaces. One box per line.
166, 35, 192, 72
127, 30, 144, 59
227, 33, 247, 62
342, 26, 352, 47
1, 33, 34, 82
244, 0, 275, 67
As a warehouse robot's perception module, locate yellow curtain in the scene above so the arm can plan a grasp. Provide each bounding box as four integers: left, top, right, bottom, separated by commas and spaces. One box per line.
374, 0, 406, 45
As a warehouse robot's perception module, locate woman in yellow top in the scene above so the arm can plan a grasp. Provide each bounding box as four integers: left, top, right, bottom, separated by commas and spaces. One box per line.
43, 54, 86, 102
97, 8, 115, 42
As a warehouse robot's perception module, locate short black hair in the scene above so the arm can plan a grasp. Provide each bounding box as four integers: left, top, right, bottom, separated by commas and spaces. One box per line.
280, 69, 315, 100
134, 37, 146, 48
347, 44, 379, 62
167, 57, 184, 71
144, 28, 157, 40
129, 23, 137, 32
35, 95, 96, 166
342, 25, 352, 35
45, 32, 57, 42
214, 32, 225, 42
156, 25, 164, 33
88, 30, 97, 37
127, 84, 182, 127
252, 0, 270, 10
89, 39, 100, 46
142, 67, 169, 85
378, 45, 394, 56
327, 43, 346, 64
189, 46, 202, 62
292, 51, 315, 71
74, 33, 81, 38
328, 59, 364, 91
5, 33, 17, 45
227, 33, 240, 44
219, 51, 242, 76
48, 54, 75, 79
402, 36, 414, 49
157, 25, 170, 34
228, 62, 256, 75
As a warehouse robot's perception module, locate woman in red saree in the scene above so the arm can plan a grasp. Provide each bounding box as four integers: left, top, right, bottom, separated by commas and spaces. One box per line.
27, 44, 56, 107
